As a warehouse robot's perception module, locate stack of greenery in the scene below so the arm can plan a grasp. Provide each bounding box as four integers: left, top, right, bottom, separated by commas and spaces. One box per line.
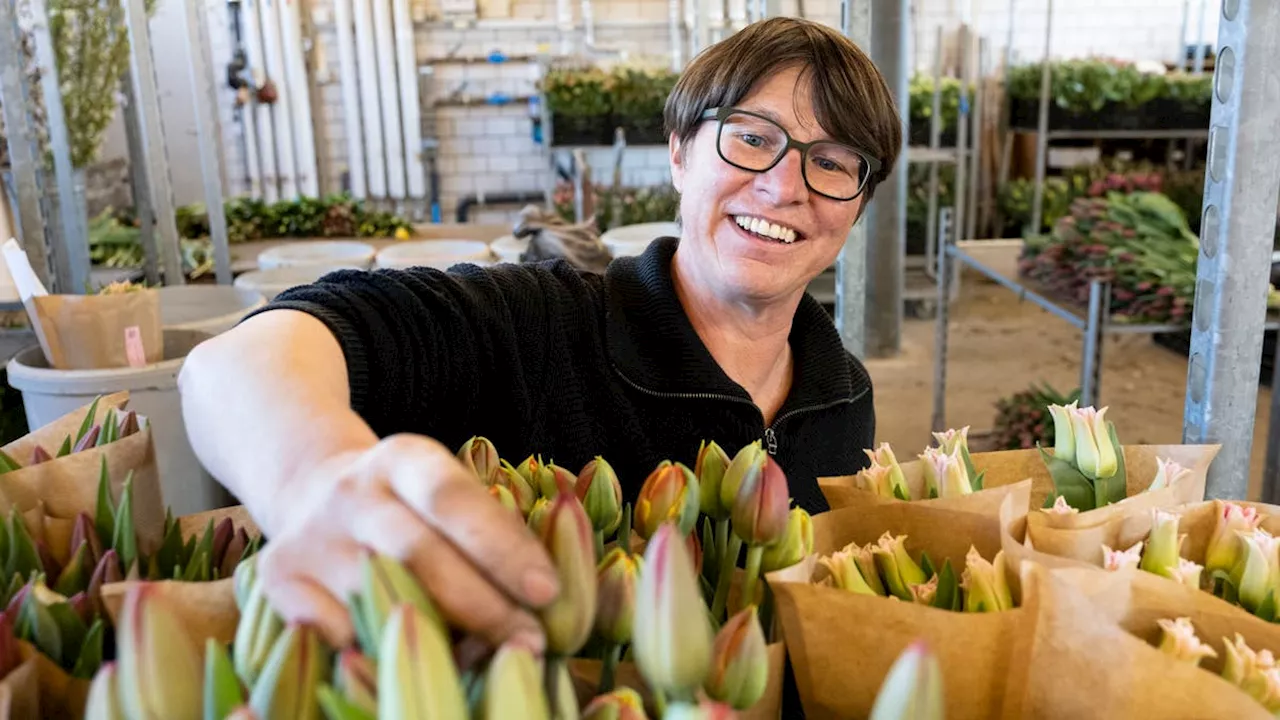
539, 64, 680, 146
1006, 58, 1212, 131
552, 182, 681, 234
907, 74, 972, 147
990, 383, 1081, 451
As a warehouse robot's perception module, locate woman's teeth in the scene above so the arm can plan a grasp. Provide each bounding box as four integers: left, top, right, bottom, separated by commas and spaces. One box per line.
734, 215, 798, 243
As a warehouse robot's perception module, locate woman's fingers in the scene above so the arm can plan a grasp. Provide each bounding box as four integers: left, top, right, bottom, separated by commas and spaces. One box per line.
256, 540, 360, 648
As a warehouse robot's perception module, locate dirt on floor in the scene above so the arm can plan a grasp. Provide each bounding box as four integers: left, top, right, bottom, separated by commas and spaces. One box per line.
865, 246, 1275, 502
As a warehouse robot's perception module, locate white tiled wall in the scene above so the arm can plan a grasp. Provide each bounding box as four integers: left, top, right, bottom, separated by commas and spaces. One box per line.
193, 0, 1219, 224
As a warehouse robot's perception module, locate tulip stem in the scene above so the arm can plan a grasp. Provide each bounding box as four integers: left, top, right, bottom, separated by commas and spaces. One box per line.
714, 519, 731, 584
741, 545, 765, 615
620, 504, 634, 555
653, 688, 669, 717
598, 642, 622, 694
594, 530, 605, 563
710, 533, 742, 622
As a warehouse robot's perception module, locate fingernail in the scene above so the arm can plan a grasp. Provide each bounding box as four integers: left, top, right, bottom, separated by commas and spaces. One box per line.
523, 569, 559, 606
510, 629, 546, 656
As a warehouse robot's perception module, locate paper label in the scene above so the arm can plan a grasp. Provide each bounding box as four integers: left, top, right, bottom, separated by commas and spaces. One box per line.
124, 326, 147, 368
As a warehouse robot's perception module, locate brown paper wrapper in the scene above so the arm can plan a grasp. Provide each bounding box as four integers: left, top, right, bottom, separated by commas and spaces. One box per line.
100, 505, 261, 646
819, 466, 1033, 528
0, 393, 165, 558
27, 290, 162, 370
0, 641, 90, 720
568, 642, 785, 719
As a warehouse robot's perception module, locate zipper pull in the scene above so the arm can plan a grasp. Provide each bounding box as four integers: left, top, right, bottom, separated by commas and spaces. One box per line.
764, 427, 778, 455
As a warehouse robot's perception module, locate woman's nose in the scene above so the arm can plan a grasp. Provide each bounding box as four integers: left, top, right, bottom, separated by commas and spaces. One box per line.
755, 146, 810, 205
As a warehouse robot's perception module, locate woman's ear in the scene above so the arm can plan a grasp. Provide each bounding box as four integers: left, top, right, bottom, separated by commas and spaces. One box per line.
668, 132, 685, 194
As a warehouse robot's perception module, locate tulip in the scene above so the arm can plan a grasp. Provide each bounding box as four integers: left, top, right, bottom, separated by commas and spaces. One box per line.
862, 443, 910, 501
528, 497, 553, 536
931, 426, 970, 457
84, 662, 125, 720
961, 547, 1013, 613
873, 533, 928, 602
457, 436, 502, 484
635, 461, 701, 540
479, 643, 550, 720
539, 485, 598, 657
1205, 501, 1262, 577
378, 603, 468, 719
1047, 402, 1077, 462
851, 543, 887, 596
697, 440, 733, 521
761, 508, 813, 573
85, 549, 123, 620
1075, 406, 1119, 480
355, 551, 442, 659
911, 576, 939, 606
577, 456, 624, 550
1231, 529, 1280, 614
1139, 509, 1184, 579
868, 641, 944, 720
1222, 632, 1280, 710
857, 464, 903, 501
1156, 617, 1217, 667
248, 624, 326, 720
730, 453, 789, 548
918, 446, 971, 499
661, 701, 738, 720
496, 460, 537, 516
819, 547, 879, 596
1101, 541, 1143, 572
633, 522, 714, 702
333, 650, 377, 715
70, 511, 104, 569
234, 576, 285, 687
1173, 558, 1204, 589
1041, 495, 1079, 516
720, 442, 766, 515
582, 687, 649, 720
54, 540, 94, 598
705, 605, 769, 710
1147, 457, 1192, 493
205, 638, 246, 720
516, 455, 553, 498
30, 445, 51, 466
1222, 632, 1260, 687
489, 484, 522, 516
116, 585, 204, 720
595, 547, 642, 644
550, 660, 580, 720
543, 462, 579, 500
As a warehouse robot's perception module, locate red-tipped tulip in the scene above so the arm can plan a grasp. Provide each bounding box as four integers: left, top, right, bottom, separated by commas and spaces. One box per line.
479, 642, 550, 720
721, 442, 766, 512
496, 460, 537, 516
632, 522, 713, 701
84, 662, 125, 720
539, 482, 598, 656
705, 605, 769, 710
116, 585, 204, 720
70, 512, 104, 569
594, 547, 642, 645
761, 507, 813, 573
634, 461, 701, 540
730, 454, 789, 548
582, 687, 650, 720
248, 624, 326, 720
577, 456, 624, 537
869, 641, 944, 720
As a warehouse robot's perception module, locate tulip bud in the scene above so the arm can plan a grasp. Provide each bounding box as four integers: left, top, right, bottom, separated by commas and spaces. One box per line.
248, 624, 326, 720
543, 462, 578, 500
528, 497, 553, 537
496, 459, 538, 516
856, 464, 903, 501
1205, 501, 1262, 576
705, 605, 769, 710
1101, 541, 1143, 572
818, 547, 879, 596
720, 442, 765, 516
220, 528, 251, 581
1047, 402, 1077, 462
85, 662, 126, 720
1139, 509, 1184, 579
868, 641, 944, 720
333, 650, 377, 715
224, 707, 261, 720
30, 445, 51, 466
577, 457, 624, 537
1147, 457, 1192, 493
116, 585, 204, 720
234, 577, 285, 687
479, 643, 550, 720
1221, 632, 1280, 710
457, 436, 502, 484
0, 613, 21, 679
918, 447, 971, 499
54, 540, 94, 598
539, 486, 598, 657
662, 701, 738, 720
687, 531, 704, 578
70, 511, 104, 569
696, 440, 733, 520
761, 508, 813, 573
1156, 617, 1217, 667
633, 522, 713, 701
595, 547, 642, 645
516, 455, 552, 498
378, 604, 468, 718
1173, 558, 1204, 589
582, 687, 649, 720
961, 547, 1013, 613
635, 461, 701, 540
730, 454, 789, 547
851, 543, 887, 596
1231, 529, 1280, 614
910, 576, 939, 606
873, 533, 928, 601
1041, 495, 1079, 516
931, 427, 971, 457
1067, 405, 1119, 479
489, 484, 522, 516
863, 443, 910, 501
357, 551, 443, 660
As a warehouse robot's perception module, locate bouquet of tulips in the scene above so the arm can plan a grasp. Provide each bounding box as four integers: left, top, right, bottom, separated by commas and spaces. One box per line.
1150, 617, 1280, 713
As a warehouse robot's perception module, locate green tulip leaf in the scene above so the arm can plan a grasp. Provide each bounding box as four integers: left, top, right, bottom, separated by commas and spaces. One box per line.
0, 450, 21, 474
1258, 590, 1278, 624
204, 637, 245, 720
1037, 445, 1096, 511
7, 510, 42, 580
56, 436, 72, 458
347, 593, 378, 658
94, 458, 115, 550
919, 552, 936, 581
97, 408, 118, 447
71, 619, 104, 679
18, 593, 61, 666
932, 559, 961, 612
1104, 422, 1128, 504
317, 684, 376, 720
75, 397, 100, 446
47, 601, 87, 669
893, 484, 911, 502
971, 469, 986, 492
111, 472, 138, 574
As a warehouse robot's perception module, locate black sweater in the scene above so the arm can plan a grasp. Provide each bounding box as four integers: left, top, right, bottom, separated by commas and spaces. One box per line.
248, 236, 876, 514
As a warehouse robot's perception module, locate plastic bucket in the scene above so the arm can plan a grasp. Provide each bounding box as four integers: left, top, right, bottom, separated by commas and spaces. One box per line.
374, 240, 494, 270
257, 241, 376, 270
601, 222, 679, 258
233, 265, 362, 301
158, 286, 266, 336
491, 235, 529, 264
5, 329, 232, 516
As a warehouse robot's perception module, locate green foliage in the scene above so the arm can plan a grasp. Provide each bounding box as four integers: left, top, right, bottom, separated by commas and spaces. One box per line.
1006, 58, 1211, 113
540, 66, 614, 118
908, 75, 970, 133
552, 182, 680, 233
992, 383, 1082, 451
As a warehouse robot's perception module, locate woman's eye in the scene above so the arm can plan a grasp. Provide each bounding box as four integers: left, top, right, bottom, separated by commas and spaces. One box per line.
738, 133, 765, 147
814, 157, 842, 172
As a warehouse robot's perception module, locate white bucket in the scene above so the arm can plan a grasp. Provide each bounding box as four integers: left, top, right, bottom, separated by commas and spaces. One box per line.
601, 222, 680, 258
158, 286, 267, 336
233, 265, 362, 301
257, 241, 376, 270
5, 329, 232, 516
374, 240, 495, 270
491, 235, 529, 264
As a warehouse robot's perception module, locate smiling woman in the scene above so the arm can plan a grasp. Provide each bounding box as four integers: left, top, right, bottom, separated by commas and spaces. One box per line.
176, 16, 900, 688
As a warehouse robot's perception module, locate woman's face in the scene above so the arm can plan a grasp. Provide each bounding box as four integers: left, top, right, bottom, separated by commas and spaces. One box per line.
670, 65, 868, 306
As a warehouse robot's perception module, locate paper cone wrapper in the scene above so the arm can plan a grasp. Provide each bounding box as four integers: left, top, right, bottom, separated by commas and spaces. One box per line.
0, 641, 90, 720
568, 642, 785, 719
28, 290, 162, 370
819, 464, 1033, 524
0, 393, 165, 557
765, 503, 1027, 719
1005, 562, 1273, 719
100, 504, 261, 647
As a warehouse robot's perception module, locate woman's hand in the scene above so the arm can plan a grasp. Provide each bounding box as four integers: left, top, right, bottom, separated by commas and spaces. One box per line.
253, 433, 561, 652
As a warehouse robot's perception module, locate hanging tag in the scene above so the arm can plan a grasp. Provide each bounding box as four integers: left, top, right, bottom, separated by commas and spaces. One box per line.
124, 326, 147, 368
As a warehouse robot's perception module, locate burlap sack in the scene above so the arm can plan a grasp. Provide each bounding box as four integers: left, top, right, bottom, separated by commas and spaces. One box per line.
0, 393, 164, 558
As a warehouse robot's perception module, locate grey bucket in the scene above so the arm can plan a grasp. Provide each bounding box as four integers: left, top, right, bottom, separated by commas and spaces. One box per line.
158, 285, 266, 336
5, 329, 234, 516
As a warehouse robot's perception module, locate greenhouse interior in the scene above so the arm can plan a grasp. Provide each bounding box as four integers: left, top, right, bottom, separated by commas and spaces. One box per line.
0, 0, 1278, 716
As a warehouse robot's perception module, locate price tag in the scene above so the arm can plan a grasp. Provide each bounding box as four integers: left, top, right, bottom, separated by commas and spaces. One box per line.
124, 326, 147, 368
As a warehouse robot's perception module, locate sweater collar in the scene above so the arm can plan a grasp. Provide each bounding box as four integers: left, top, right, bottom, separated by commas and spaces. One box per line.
603, 236, 867, 411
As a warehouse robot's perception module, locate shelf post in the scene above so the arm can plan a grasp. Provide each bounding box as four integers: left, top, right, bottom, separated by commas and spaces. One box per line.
1080, 279, 1109, 407
931, 207, 954, 436
1029, 0, 1053, 235
1183, 0, 1280, 501
833, 0, 871, 358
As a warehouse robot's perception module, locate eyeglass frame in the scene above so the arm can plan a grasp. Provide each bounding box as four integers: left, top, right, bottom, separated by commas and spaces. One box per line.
698, 106, 882, 202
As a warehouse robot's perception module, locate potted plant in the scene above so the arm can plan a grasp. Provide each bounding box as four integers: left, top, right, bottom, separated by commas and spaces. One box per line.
540, 67, 615, 146
609, 65, 677, 146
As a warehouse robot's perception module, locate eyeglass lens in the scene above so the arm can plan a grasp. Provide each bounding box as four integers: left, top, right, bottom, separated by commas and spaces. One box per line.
718, 111, 868, 199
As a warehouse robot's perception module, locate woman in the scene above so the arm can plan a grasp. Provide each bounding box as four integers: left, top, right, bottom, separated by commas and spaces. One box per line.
178, 17, 902, 653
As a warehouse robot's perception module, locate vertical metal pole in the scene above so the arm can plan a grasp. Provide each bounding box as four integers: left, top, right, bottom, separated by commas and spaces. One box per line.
923, 25, 943, 282
834, 0, 870, 358
182, 0, 232, 285
1192, 0, 1209, 74
124, 0, 186, 285
1029, 0, 1053, 235
1184, 0, 1280, 501
966, 38, 985, 243
1263, 337, 1280, 504
863, 0, 907, 358
28, 0, 89, 293
119, 78, 160, 286
0, 0, 54, 290
931, 207, 954, 434
952, 25, 971, 248
1079, 279, 1107, 408
1177, 0, 1191, 70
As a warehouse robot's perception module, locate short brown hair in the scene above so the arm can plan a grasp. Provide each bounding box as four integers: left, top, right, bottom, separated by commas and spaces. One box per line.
663, 18, 902, 198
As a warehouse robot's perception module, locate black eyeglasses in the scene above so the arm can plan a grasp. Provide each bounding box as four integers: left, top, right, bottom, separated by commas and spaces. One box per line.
699, 106, 880, 201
